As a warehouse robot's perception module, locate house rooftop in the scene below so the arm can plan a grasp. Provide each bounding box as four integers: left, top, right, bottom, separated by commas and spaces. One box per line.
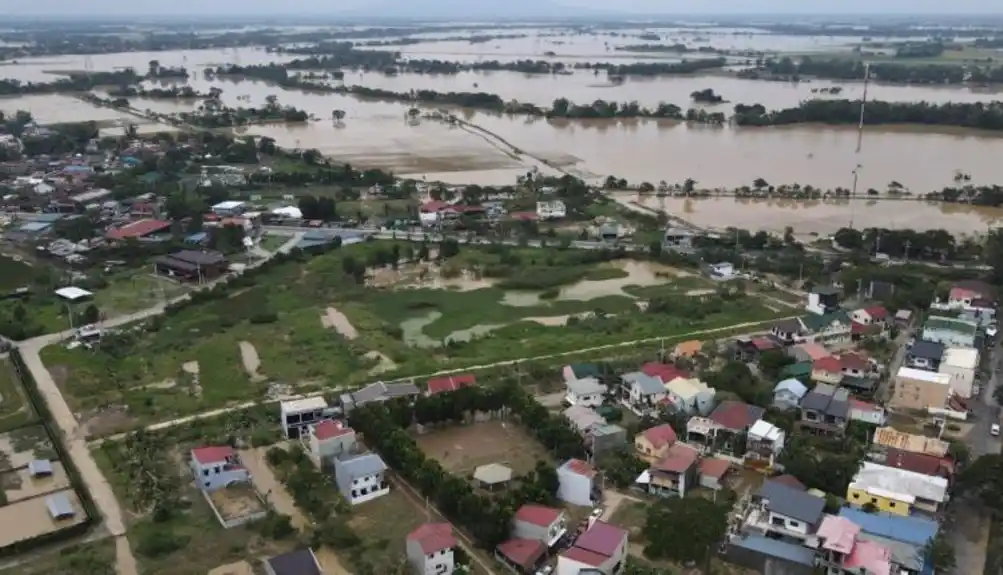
795, 342, 831, 361
281, 396, 328, 414
568, 376, 606, 396
497, 538, 547, 570
850, 462, 949, 504
191, 446, 235, 465
800, 383, 850, 418
572, 520, 628, 557
622, 371, 664, 395
748, 419, 783, 443
653, 443, 700, 474
872, 427, 949, 457
756, 479, 826, 525
473, 463, 513, 485
878, 447, 953, 478
773, 378, 808, 398
427, 373, 476, 395
838, 507, 938, 546
266, 548, 321, 575
844, 539, 892, 575
640, 424, 677, 450
771, 474, 806, 491
562, 546, 608, 567
515, 504, 563, 527
813, 356, 843, 374
665, 377, 713, 401
54, 286, 92, 301
699, 457, 731, 479
729, 533, 816, 567
408, 523, 457, 555
313, 420, 353, 441
106, 218, 171, 239
709, 401, 765, 431
908, 340, 945, 361
817, 514, 861, 554
560, 458, 597, 478
639, 362, 689, 383
896, 366, 951, 386
924, 315, 978, 337
334, 453, 387, 480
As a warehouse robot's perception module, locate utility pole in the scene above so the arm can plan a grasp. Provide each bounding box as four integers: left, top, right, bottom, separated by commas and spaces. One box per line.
904, 239, 911, 263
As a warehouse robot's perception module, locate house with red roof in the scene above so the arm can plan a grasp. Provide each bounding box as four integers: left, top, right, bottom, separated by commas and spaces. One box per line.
406, 523, 457, 575
634, 423, 678, 462
639, 362, 689, 384
698, 457, 733, 491
647, 443, 700, 498
557, 521, 629, 575
426, 373, 476, 396
105, 218, 172, 241
513, 504, 568, 547
852, 305, 890, 328
189, 445, 249, 491
811, 356, 844, 385
557, 458, 600, 507
306, 420, 357, 462
495, 538, 548, 574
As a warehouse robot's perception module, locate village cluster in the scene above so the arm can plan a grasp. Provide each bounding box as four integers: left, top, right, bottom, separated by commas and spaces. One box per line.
166, 276, 997, 575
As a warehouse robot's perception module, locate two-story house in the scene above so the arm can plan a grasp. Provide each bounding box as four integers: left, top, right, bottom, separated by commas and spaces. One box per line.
190, 446, 249, 491
557, 458, 600, 507
406, 523, 458, 575
565, 377, 607, 408
815, 515, 894, 575
664, 377, 716, 415
771, 318, 808, 345
745, 479, 826, 542
306, 420, 357, 463
851, 305, 889, 328
280, 397, 329, 439
621, 371, 666, 415
838, 507, 939, 575
634, 424, 678, 463
797, 383, 849, 437
890, 367, 951, 412
772, 378, 808, 411
848, 462, 949, 517
514, 504, 568, 548
811, 356, 844, 385
746, 420, 785, 467
557, 521, 629, 575
332, 453, 390, 505
647, 442, 700, 498
707, 401, 766, 454
905, 340, 945, 371
802, 311, 853, 345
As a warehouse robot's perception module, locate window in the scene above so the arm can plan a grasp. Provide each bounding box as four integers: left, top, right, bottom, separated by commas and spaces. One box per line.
870, 498, 878, 504
202, 469, 209, 477
771, 516, 785, 526
889, 502, 896, 508
788, 520, 800, 528
351, 489, 358, 497
851, 492, 860, 499
353, 479, 359, 485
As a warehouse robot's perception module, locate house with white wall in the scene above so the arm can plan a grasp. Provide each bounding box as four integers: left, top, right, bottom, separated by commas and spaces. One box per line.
406, 523, 457, 575
513, 504, 568, 548
280, 397, 329, 439
938, 347, 979, 398
565, 377, 606, 408
557, 521, 628, 575
333, 453, 390, 505
306, 420, 357, 463
557, 458, 599, 507
536, 200, 567, 220
664, 377, 716, 415
190, 446, 250, 491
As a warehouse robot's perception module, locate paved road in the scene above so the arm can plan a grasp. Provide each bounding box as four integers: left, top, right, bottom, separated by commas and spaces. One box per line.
950, 335, 1002, 575
13, 232, 303, 575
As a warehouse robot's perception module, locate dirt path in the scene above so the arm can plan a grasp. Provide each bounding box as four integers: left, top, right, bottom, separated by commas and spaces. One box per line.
239, 446, 351, 575
320, 307, 358, 340
365, 351, 397, 375
238, 342, 265, 382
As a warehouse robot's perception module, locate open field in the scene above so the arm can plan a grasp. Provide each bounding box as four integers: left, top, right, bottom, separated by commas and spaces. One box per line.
42, 243, 786, 432
0, 359, 34, 434
0, 425, 56, 471
5, 538, 117, 575
0, 488, 84, 547
415, 419, 552, 476
92, 272, 190, 318
0, 255, 35, 292
345, 489, 433, 570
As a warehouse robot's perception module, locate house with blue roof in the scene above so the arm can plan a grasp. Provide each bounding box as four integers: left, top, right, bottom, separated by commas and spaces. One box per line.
725, 532, 815, 575
772, 378, 808, 410
839, 507, 938, 575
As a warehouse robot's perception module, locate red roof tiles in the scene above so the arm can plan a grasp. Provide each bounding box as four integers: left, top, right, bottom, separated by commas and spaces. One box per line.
771, 474, 807, 491
515, 504, 562, 527
562, 546, 608, 567
839, 352, 869, 372
314, 420, 353, 441
191, 446, 235, 465
427, 373, 476, 395
709, 401, 763, 431
813, 356, 843, 374
884, 448, 954, 478
653, 443, 700, 474
864, 305, 889, 319
641, 424, 677, 450
699, 457, 732, 479
497, 538, 547, 569
573, 521, 628, 557
408, 523, 457, 554
564, 459, 597, 478
640, 362, 689, 383
106, 218, 171, 240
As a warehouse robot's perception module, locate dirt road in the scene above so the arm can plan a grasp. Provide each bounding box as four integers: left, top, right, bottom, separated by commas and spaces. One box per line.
239, 446, 351, 575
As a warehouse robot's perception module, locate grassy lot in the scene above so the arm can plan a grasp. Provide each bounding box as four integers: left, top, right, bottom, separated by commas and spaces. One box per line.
258, 234, 289, 252
43, 243, 787, 431
92, 271, 190, 318
345, 489, 432, 572
6, 538, 116, 575
0, 256, 36, 292
0, 359, 34, 434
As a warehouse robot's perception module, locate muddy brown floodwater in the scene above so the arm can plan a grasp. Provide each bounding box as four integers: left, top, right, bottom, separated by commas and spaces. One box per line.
621, 194, 1003, 236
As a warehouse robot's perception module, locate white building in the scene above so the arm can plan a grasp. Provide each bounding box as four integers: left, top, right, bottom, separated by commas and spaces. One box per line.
565, 377, 606, 408
664, 377, 716, 415
190, 446, 249, 491
557, 458, 598, 507
406, 523, 457, 575
513, 504, 568, 547
211, 200, 248, 216
707, 262, 735, 281
280, 397, 329, 439
333, 453, 390, 505
536, 200, 567, 220
939, 347, 979, 399
746, 419, 785, 466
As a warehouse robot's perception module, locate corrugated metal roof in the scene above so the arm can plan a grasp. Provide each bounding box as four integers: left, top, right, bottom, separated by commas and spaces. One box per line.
46, 492, 74, 519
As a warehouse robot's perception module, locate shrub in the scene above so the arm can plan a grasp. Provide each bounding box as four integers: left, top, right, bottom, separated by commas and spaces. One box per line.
249, 311, 278, 324
135, 525, 188, 558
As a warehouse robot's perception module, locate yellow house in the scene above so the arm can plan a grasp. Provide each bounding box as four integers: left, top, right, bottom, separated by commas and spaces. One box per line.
846, 485, 913, 516
846, 462, 949, 517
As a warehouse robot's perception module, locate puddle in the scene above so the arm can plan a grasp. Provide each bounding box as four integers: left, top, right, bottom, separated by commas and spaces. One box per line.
501, 291, 544, 307
400, 310, 504, 347
559, 260, 672, 301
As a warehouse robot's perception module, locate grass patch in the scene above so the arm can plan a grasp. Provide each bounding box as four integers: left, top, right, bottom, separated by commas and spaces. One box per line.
0, 359, 34, 433
7, 538, 116, 575
92, 271, 190, 317
0, 256, 35, 292
258, 234, 288, 252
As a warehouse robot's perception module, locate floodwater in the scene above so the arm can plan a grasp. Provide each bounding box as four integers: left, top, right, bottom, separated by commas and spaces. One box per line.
399, 310, 506, 347
623, 194, 1003, 236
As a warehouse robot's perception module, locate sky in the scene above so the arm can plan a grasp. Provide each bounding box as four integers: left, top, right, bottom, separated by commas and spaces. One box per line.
6, 0, 1003, 17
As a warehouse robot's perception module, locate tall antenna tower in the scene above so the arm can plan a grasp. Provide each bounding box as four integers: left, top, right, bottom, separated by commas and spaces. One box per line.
849, 62, 870, 228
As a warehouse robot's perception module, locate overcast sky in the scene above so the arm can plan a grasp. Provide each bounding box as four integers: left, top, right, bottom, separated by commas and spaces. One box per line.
8, 0, 1002, 17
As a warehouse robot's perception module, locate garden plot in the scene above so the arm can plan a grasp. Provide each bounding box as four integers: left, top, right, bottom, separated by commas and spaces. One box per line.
321, 307, 358, 339
0, 425, 56, 471
0, 460, 71, 503
0, 488, 84, 547
414, 420, 552, 476
205, 483, 268, 528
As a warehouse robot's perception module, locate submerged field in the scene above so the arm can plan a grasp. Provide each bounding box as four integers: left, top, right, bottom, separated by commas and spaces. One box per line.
43, 242, 787, 434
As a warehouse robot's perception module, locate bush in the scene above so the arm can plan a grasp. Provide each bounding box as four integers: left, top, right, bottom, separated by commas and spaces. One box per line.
135, 525, 188, 557
539, 288, 560, 300
257, 512, 295, 539
249, 311, 278, 324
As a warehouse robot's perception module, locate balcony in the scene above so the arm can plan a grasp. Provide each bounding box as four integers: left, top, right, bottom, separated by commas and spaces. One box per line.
743, 506, 810, 542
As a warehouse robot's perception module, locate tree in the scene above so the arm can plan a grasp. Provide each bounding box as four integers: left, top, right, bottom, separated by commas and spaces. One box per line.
332, 109, 346, 123
80, 304, 100, 325
759, 349, 794, 381
682, 178, 697, 194
987, 230, 1003, 285
644, 496, 728, 573
923, 533, 956, 573
753, 177, 769, 190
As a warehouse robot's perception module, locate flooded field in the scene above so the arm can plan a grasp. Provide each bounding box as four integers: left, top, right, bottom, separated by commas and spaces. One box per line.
625, 194, 1003, 236
0, 488, 84, 547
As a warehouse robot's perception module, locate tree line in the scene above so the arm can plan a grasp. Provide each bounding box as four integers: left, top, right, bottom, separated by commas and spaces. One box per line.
739, 55, 1003, 85
732, 99, 1003, 131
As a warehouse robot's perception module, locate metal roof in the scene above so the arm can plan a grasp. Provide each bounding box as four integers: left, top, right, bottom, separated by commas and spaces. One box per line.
756, 479, 826, 525
45, 492, 75, 519
838, 507, 938, 547
473, 463, 513, 485
29, 459, 53, 476
266, 548, 321, 575
729, 533, 816, 566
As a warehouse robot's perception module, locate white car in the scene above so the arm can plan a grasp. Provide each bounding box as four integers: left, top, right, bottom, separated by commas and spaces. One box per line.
992, 423, 1000, 437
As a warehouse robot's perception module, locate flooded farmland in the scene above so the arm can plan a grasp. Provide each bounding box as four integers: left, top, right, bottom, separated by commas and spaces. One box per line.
3, 28, 1002, 227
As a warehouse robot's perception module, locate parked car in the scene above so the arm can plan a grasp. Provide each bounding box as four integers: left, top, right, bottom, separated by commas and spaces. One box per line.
991, 423, 1000, 437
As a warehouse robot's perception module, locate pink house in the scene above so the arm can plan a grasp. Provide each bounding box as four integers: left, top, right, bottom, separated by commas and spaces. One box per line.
816, 515, 891, 575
